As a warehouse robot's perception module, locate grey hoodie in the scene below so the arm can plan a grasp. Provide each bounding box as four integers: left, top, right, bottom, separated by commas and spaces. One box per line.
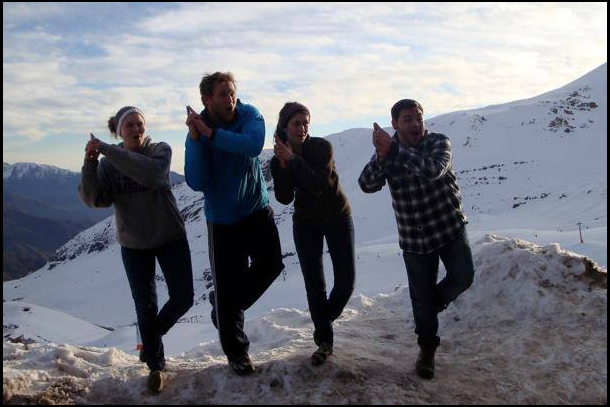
78, 137, 186, 249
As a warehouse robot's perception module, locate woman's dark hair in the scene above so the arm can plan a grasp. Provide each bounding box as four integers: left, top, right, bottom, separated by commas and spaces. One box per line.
276, 102, 310, 140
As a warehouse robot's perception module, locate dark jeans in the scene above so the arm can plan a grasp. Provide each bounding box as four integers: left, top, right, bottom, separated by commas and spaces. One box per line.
402, 227, 475, 348
121, 236, 194, 371
207, 206, 284, 360
293, 216, 356, 346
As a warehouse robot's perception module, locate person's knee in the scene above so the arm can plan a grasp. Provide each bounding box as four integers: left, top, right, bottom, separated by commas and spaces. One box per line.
306, 288, 327, 304
185, 291, 195, 309
173, 290, 194, 313
411, 297, 438, 316
462, 266, 475, 291
342, 270, 356, 293
134, 306, 157, 324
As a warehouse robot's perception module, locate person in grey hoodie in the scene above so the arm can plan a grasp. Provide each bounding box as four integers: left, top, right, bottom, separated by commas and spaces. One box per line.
78, 106, 194, 394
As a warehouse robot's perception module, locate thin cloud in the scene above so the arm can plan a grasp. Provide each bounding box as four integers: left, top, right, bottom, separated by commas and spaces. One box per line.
2, 2, 607, 171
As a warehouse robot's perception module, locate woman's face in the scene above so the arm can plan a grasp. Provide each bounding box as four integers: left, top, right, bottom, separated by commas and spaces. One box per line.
285, 112, 310, 146
120, 113, 146, 151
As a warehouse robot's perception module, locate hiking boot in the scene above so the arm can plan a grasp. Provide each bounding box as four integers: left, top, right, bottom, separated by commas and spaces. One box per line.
147, 370, 164, 394
228, 354, 255, 376
311, 343, 333, 366
209, 291, 218, 329
415, 346, 436, 379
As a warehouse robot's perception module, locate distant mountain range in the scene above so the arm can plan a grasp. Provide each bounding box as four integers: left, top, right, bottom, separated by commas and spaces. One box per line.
3, 162, 185, 281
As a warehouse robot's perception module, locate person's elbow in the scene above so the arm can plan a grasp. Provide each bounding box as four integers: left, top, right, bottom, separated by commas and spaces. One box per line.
423, 167, 449, 181
308, 180, 330, 196
185, 168, 206, 192
145, 165, 172, 190
358, 178, 382, 193
78, 186, 97, 208
185, 174, 205, 192
243, 134, 264, 157
148, 178, 171, 191
275, 192, 294, 205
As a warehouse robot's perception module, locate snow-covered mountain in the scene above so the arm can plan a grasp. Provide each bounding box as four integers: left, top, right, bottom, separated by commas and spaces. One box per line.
3, 163, 186, 281
3, 162, 186, 185
3, 63, 607, 403
3, 162, 107, 225
3, 162, 73, 181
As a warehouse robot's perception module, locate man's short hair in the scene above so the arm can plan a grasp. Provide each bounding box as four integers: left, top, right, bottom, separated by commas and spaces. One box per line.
391, 99, 424, 121
199, 72, 236, 97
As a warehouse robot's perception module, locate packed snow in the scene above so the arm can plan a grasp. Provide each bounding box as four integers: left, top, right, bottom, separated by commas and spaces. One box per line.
3, 236, 606, 404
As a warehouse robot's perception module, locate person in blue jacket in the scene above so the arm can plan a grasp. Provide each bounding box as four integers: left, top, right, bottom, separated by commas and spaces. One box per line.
184, 72, 284, 375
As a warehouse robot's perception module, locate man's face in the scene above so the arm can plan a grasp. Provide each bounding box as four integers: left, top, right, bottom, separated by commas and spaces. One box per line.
392, 107, 425, 146
203, 81, 237, 123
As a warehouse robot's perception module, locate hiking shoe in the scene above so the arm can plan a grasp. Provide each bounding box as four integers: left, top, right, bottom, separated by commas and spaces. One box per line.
415, 346, 436, 379
311, 343, 333, 366
209, 291, 218, 329
147, 370, 164, 394
228, 354, 255, 376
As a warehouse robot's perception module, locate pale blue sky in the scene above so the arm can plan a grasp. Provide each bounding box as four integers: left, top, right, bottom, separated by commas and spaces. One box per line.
3, 2, 607, 173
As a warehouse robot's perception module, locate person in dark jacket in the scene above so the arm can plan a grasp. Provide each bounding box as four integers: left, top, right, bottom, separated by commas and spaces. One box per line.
358, 99, 474, 379
270, 102, 355, 366
184, 72, 284, 375
79, 106, 194, 394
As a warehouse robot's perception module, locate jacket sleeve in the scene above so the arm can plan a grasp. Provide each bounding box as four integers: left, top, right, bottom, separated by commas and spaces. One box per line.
185, 132, 213, 194
211, 108, 265, 157
98, 142, 172, 190
390, 135, 452, 181
78, 160, 113, 208
270, 157, 295, 205
287, 140, 334, 196
358, 154, 387, 193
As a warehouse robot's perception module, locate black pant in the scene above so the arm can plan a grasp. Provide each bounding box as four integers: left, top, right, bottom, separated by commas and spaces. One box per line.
293, 216, 356, 346
402, 227, 475, 348
121, 236, 194, 371
207, 206, 284, 359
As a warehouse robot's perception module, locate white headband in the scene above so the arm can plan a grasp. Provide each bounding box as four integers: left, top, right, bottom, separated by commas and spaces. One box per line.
116, 108, 145, 137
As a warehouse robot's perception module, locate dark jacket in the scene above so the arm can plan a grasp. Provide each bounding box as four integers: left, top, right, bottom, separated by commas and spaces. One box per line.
270, 136, 350, 223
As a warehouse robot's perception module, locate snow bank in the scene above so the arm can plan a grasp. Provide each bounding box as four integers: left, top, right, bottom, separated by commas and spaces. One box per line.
3, 236, 606, 404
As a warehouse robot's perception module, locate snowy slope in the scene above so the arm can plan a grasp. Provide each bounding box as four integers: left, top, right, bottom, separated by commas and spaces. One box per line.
2, 302, 110, 345
3, 236, 606, 404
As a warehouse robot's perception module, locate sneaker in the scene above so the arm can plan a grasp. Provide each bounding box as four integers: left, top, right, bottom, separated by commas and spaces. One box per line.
228, 354, 255, 375
209, 291, 218, 329
311, 343, 333, 366
147, 370, 164, 394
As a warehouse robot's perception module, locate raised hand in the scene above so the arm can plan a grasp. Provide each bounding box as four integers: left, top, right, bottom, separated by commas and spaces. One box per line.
85, 133, 101, 162
186, 110, 212, 140
274, 133, 293, 168
373, 122, 392, 161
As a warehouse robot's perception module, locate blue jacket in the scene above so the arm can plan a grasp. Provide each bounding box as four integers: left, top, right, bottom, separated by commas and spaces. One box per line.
185, 100, 269, 225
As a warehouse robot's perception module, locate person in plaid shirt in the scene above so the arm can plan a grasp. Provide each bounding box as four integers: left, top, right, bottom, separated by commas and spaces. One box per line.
358, 99, 474, 380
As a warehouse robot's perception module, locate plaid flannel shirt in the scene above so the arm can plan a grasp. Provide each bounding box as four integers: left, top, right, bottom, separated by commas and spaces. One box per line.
358, 132, 466, 254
